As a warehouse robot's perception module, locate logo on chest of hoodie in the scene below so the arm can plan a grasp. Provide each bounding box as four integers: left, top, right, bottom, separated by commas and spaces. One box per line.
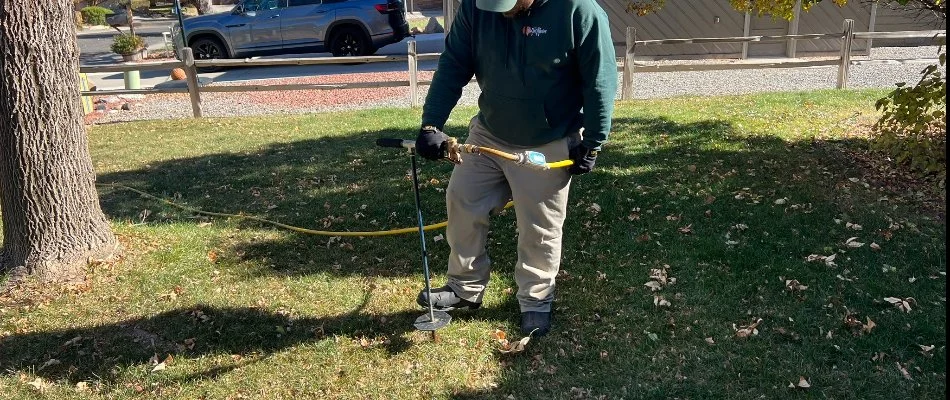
522, 26, 548, 37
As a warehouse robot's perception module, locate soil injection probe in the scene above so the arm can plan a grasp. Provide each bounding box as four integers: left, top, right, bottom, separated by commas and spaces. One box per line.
376, 138, 452, 340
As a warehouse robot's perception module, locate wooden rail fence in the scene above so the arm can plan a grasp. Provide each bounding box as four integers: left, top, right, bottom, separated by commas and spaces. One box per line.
78, 20, 945, 117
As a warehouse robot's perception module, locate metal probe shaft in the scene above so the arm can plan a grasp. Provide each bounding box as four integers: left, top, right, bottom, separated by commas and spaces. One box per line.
409, 150, 436, 325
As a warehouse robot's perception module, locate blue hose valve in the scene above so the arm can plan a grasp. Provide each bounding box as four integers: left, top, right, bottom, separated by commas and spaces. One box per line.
519, 151, 549, 170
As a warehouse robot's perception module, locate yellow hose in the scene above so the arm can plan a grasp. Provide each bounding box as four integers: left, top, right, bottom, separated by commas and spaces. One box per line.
98, 183, 515, 237
546, 160, 575, 169
96, 143, 573, 237
459, 143, 576, 170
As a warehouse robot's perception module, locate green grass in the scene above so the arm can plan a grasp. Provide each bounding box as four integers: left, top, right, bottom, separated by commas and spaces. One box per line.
0, 90, 945, 399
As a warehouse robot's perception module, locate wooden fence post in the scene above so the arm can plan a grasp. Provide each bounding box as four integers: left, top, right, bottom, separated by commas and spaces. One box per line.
741, 12, 751, 59
621, 26, 636, 100
408, 40, 419, 108
837, 19, 855, 89
786, 0, 802, 58
867, 1, 878, 57
181, 47, 203, 117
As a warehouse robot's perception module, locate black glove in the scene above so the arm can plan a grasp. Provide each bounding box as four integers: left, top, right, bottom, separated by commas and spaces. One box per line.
568, 144, 598, 175
415, 125, 449, 161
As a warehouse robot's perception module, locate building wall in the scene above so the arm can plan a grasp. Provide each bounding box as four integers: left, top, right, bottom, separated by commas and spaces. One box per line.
795, 0, 871, 55
599, 0, 745, 58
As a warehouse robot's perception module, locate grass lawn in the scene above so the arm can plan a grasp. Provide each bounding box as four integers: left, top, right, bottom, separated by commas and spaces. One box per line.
0, 90, 945, 399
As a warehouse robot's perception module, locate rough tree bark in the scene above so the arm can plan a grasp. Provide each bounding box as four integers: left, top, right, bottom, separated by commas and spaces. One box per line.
0, 0, 119, 282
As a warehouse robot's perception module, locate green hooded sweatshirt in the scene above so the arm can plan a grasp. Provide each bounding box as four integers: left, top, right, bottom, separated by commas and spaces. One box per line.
421, 0, 617, 150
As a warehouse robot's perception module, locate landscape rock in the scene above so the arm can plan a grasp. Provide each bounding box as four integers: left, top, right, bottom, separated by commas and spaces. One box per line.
424, 17, 444, 34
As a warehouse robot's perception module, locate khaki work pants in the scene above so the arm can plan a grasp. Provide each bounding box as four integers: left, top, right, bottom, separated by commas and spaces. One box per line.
444, 117, 576, 313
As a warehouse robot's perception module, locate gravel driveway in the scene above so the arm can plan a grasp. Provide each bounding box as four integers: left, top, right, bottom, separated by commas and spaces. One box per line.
90, 46, 944, 124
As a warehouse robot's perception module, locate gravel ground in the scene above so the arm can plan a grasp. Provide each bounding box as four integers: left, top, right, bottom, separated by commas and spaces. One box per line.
91, 46, 943, 124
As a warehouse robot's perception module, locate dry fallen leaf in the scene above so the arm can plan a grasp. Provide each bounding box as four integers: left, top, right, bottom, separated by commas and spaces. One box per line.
845, 237, 865, 248
587, 203, 602, 214
797, 376, 811, 388
644, 281, 663, 292
862, 317, 877, 335
75, 381, 89, 391
433, 234, 444, 242
26, 377, 48, 391
491, 329, 507, 341
870, 242, 881, 251
734, 318, 763, 338
653, 295, 671, 307
678, 224, 693, 234
150, 362, 166, 373
62, 336, 82, 347
37, 359, 61, 371
785, 279, 808, 292
883, 297, 914, 312
704, 337, 715, 345
805, 253, 837, 267
498, 329, 537, 354
896, 362, 913, 380
649, 267, 668, 284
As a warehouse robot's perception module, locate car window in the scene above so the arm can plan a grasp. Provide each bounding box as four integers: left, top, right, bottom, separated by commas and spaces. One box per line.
288, 0, 321, 6
243, 0, 285, 11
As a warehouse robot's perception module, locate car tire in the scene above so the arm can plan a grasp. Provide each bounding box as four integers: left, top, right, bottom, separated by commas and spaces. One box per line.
190, 37, 229, 73
329, 26, 373, 57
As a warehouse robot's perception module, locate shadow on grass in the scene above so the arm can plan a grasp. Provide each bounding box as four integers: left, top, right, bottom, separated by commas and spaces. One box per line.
93, 117, 810, 280
0, 299, 520, 386
72, 115, 937, 398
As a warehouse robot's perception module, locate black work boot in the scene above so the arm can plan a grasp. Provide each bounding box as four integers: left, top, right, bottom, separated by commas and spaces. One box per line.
416, 286, 481, 311
520, 311, 552, 337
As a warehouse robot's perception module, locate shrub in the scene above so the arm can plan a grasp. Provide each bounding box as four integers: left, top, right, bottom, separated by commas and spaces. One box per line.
873, 52, 947, 178
80, 6, 114, 26
110, 33, 146, 55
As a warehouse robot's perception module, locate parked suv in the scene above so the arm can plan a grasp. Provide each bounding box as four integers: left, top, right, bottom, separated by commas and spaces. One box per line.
173, 0, 409, 63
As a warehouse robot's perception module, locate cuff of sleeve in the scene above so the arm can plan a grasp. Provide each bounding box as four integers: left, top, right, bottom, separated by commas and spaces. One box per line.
581, 139, 604, 151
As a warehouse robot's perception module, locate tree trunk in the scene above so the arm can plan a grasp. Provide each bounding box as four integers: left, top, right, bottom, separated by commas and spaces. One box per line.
0, 0, 119, 282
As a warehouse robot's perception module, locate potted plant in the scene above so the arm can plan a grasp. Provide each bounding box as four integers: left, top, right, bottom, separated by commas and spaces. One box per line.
111, 33, 146, 62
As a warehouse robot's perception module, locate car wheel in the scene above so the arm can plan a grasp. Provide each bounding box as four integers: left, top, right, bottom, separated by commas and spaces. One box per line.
190, 37, 228, 72
330, 27, 372, 57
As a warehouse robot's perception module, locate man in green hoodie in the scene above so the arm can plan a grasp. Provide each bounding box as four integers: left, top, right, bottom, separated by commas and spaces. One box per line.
414, 0, 617, 336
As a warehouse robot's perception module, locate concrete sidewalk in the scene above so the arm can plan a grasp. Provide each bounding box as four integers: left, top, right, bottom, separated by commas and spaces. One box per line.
86, 33, 446, 91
